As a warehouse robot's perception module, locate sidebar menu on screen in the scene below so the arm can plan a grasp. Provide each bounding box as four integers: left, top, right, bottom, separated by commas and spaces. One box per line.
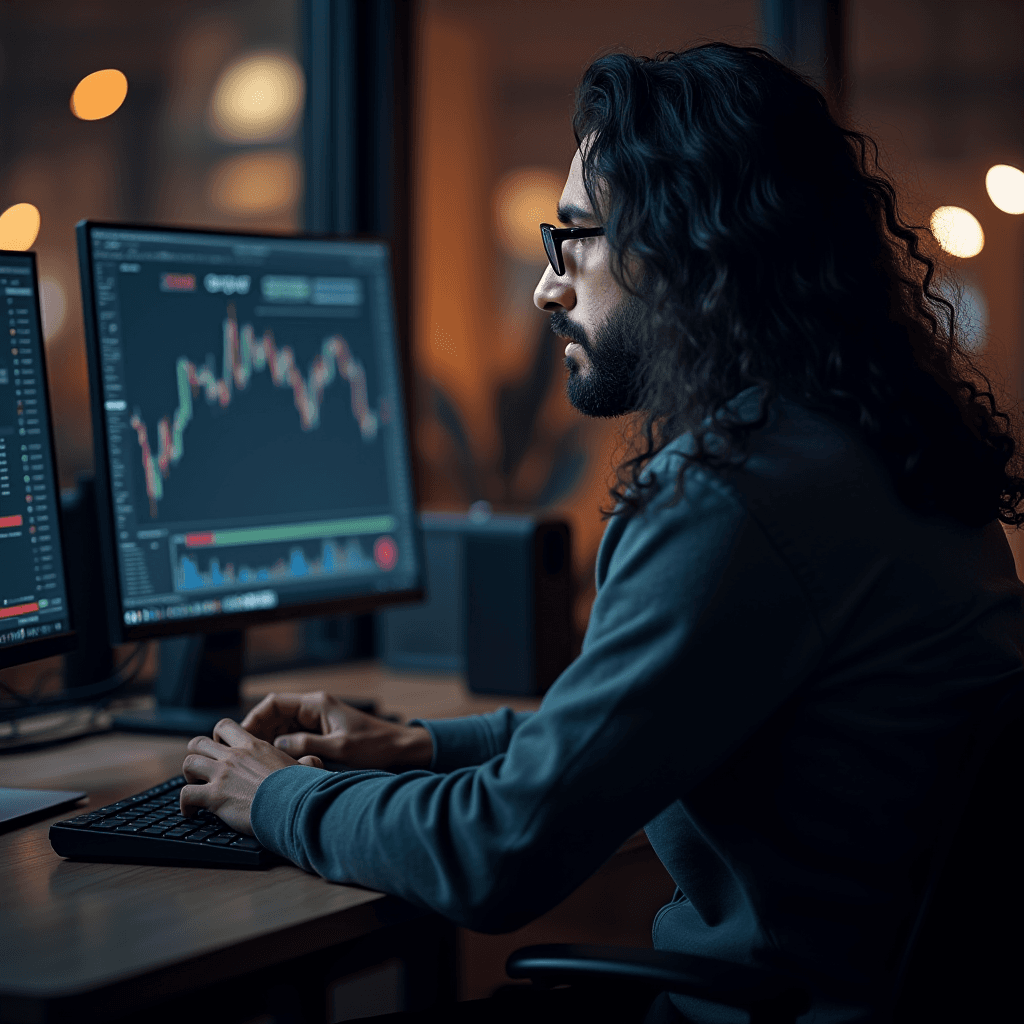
0, 257, 70, 648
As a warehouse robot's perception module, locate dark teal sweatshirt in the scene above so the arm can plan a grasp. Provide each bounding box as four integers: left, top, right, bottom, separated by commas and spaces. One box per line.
251, 389, 1024, 1022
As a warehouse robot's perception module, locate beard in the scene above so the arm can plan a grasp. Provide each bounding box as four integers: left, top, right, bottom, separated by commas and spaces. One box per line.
550, 293, 648, 418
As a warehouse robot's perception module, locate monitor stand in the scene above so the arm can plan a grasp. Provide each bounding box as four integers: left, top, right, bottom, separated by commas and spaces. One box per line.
111, 630, 380, 737
61, 476, 116, 696
112, 630, 246, 737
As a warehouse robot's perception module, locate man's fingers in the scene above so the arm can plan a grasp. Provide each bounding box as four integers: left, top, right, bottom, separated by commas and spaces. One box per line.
297, 755, 324, 768
182, 752, 215, 783
297, 691, 335, 732
239, 694, 276, 734
274, 731, 335, 758
240, 693, 302, 738
241, 692, 342, 742
187, 734, 227, 759
213, 718, 254, 747
179, 781, 211, 817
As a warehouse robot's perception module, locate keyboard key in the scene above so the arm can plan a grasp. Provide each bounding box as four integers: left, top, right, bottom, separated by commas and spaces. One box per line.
204, 835, 236, 845
142, 826, 173, 835
230, 837, 263, 850
184, 830, 216, 841
163, 828, 196, 839
114, 824, 147, 832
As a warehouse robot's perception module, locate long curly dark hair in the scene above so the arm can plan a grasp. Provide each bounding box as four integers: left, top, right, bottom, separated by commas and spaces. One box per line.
574, 43, 1024, 528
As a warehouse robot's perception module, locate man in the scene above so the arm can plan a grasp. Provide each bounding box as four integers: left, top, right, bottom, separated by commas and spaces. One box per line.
179, 44, 1024, 1023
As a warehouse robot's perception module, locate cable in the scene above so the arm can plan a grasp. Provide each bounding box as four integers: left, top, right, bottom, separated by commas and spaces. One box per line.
0, 705, 114, 755
0, 643, 150, 721
0, 645, 153, 752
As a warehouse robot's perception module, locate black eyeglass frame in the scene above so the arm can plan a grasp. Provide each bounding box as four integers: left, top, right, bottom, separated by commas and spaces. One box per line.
540, 223, 605, 276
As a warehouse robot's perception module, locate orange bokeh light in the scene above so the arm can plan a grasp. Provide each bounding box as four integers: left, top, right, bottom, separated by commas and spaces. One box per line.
0, 203, 41, 250
70, 69, 128, 120
492, 167, 565, 262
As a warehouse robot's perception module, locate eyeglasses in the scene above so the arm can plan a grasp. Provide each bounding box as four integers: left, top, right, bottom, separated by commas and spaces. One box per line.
540, 223, 605, 276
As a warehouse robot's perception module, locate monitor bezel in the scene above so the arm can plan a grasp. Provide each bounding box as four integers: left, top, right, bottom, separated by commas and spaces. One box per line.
0, 249, 77, 670
75, 219, 427, 645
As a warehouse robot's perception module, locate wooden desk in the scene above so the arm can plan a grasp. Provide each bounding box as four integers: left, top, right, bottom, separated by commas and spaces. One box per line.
0, 662, 515, 1024
239, 659, 543, 722
0, 661, 671, 1020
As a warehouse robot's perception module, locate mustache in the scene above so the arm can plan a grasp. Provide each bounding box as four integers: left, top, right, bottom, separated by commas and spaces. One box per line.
549, 310, 589, 350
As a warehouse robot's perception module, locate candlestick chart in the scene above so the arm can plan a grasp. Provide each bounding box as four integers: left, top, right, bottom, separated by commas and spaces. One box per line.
129, 304, 380, 518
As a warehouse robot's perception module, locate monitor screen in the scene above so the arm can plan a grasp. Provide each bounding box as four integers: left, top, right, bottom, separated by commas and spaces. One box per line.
77, 223, 425, 643
0, 251, 75, 668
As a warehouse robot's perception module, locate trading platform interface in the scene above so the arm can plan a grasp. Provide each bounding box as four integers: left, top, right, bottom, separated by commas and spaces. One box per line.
0, 254, 71, 651
80, 225, 422, 632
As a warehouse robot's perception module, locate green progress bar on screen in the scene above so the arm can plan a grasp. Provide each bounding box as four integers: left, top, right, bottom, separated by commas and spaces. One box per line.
182, 516, 398, 549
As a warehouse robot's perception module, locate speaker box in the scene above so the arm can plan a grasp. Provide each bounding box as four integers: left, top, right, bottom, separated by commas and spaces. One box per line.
377, 510, 574, 696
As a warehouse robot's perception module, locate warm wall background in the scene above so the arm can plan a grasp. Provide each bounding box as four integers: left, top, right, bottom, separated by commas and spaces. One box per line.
1, 0, 1022, 639
411, 0, 763, 644
0, 0, 303, 486
845, 0, 1024, 571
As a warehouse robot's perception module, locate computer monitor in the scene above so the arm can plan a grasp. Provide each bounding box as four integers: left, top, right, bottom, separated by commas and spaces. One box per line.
76, 222, 426, 731
0, 251, 75, 670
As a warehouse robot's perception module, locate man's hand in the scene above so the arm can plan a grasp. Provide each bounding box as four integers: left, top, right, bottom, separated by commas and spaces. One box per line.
240, 691, 433, 771
180, 718, 324, 835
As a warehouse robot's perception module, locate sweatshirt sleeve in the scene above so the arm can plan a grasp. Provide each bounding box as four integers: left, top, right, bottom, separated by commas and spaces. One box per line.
250, 463, 824, 933
408, 708, 535, 773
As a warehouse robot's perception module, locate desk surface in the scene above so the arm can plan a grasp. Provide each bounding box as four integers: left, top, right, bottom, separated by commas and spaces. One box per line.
0, 662, 538, 1013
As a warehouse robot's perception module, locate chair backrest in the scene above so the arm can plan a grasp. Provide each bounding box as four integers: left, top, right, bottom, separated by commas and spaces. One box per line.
888, 689, 1023, 1023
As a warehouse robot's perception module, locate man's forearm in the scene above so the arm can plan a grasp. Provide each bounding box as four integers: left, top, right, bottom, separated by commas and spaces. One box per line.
394, 725, 434, 769
411, 709, 535, 772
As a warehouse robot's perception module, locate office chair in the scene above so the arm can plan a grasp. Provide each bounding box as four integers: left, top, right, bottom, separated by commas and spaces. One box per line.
507, 694, 1023, 1023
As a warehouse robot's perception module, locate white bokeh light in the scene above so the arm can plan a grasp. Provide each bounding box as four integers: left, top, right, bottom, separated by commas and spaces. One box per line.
985, 164, 1024, 215
930, 206, 984, 258
209, 52, 305, 143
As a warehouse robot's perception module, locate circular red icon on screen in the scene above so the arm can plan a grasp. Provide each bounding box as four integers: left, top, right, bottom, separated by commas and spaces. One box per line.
373, 535, 398, 571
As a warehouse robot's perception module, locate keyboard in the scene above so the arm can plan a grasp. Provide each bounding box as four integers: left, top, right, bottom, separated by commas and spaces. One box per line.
49, 775, 278, 868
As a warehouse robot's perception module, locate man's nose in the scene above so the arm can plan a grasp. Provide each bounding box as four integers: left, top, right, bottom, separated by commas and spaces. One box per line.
533, 263, 576, 312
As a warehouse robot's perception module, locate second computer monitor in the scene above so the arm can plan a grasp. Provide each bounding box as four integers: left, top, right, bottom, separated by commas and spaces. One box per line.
77, 222, 425, 644
0, 250, 75, 669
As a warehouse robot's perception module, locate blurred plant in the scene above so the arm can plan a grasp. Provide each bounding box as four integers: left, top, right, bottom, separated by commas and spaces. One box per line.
411, 319, 598, 655
420, 318, 590, 512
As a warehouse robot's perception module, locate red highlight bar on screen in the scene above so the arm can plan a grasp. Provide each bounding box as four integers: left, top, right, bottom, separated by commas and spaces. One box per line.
0, 602, 38, 619
0, 514, 23, 529
185, 532, 216, 548
160, 272, 196, 292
